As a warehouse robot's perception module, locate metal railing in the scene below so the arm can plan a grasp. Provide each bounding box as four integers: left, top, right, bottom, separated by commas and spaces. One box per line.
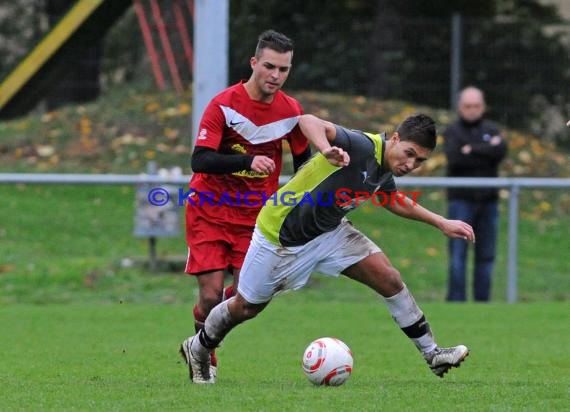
1, 173, 568, 303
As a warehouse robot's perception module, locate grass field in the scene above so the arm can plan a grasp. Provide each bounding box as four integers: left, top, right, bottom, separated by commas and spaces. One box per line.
0, 184, 568, 303
1, 294, 569, 411
1, 184, 568, 410
0, 79, 568, 410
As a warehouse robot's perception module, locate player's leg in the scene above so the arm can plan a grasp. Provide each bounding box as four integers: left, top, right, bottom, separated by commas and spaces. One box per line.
185, 202, 230, 328
224, 221, 255, 301
183, 203, 230, 374
472, 200, 498, 301
342, 252, 469, 377
184, 227, 322, 383
189, 292, 269, 364
447, 199, 474, 301
182, 227, 283, 384
316, 222, 468, 378
194, 271, 225, 331
341, 252, 436, 354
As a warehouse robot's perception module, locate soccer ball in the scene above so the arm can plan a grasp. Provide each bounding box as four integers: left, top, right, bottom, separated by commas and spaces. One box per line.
302, 337, 353, 386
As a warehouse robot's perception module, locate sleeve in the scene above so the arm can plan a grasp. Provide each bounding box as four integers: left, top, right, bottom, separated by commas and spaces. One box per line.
292, 146, 312, 172
191, 147, 254, 174
193, 100, 225, 150
333, 125, 375, 162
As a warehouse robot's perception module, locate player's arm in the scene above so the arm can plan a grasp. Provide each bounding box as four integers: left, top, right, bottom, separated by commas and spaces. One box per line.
292, 146, 312, 172
384, 195, 475, 242
298, 114, 349, 167
191, 147, 254, 174
191, 103, 275, 174
287, 121, 312, 172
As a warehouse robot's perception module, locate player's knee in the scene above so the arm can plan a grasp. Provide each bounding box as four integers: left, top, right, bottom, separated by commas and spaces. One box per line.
241, 303, 262, 320
381, 266, 404, 295
229, 296, 264, 321
199, 287, 223, 312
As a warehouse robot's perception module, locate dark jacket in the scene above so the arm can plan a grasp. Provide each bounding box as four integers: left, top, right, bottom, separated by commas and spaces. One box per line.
444, 118, 507, 202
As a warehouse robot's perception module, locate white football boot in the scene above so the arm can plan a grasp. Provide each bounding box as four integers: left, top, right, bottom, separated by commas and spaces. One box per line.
179, 336, 216, 384
425, 345, 469, 378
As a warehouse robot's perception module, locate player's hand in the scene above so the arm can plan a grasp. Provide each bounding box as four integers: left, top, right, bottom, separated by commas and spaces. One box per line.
323, 146, 350, 167
440, 219, 475, 243
251, 156, 276, 174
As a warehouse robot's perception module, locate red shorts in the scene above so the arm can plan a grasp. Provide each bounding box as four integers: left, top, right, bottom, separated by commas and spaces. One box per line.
184, 202, 257, 275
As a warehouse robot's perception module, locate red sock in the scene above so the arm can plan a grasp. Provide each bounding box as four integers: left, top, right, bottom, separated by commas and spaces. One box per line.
193, 305, 206, 333
224, 284, 236, 300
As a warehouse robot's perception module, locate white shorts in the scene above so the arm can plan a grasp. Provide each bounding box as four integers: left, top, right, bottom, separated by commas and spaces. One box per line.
237, 220, 381, 304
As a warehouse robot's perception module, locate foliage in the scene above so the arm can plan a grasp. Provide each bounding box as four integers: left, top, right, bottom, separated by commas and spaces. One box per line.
227, 0, 570, 139
0, 1, 46, 80
1, 1, 568, 139
0, 85, 567, 179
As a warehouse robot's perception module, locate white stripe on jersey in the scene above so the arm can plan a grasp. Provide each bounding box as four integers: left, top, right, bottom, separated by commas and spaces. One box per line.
220, 105, 300, 144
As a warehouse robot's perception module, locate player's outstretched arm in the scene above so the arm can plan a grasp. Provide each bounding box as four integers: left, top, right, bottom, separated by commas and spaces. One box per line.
384, 195, 475, 242
298, 115, 349, 167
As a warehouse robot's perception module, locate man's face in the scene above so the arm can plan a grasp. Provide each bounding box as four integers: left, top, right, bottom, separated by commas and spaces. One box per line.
458, 89, 485, 122
385, 133, 431, 177
250, 48, 292, 97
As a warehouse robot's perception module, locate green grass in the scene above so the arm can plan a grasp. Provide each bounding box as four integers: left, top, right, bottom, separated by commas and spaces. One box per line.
1, 295, 569, 411
1, 81, 568, 410
0, 184, 568, 303
0, 178, 568, 411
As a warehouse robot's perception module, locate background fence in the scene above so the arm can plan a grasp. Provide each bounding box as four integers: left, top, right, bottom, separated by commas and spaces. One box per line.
1, 172, 568, 303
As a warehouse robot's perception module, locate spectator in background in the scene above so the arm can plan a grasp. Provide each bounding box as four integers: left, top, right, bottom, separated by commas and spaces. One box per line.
444, 87, 507, 302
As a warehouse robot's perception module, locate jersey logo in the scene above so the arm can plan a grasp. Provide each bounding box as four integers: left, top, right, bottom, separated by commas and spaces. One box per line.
220, 105, 300, 144
232, 170, 269, 178
197, 128, 207, 140
229, 143, 268, 178
231, 143, 247, 154
361, 171, 368, 183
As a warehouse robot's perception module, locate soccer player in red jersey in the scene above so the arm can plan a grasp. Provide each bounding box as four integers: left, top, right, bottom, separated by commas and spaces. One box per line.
181, 30, 311, 375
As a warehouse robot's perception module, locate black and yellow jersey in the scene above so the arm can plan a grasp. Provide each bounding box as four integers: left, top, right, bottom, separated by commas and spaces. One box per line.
257, 125, 397, 246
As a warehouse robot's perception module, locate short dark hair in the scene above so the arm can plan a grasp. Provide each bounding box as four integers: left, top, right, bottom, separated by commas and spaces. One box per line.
396, 113, 437, 150
255, 30, 294, 58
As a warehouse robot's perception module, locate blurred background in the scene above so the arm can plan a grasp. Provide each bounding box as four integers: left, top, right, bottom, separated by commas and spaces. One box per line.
2, 0, 569, 139
0, 0, 568, 303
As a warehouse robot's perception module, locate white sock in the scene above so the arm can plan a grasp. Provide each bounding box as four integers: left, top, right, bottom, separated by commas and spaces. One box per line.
190, 299, 237, 358
383, 286, 437, 355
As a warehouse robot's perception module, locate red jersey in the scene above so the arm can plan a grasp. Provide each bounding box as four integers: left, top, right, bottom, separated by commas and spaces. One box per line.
188, 81, 308, 223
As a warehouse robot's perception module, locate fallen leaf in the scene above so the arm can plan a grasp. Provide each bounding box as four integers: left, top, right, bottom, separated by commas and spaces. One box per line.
37, 145, 55, 157
425, 247, 439, 257
144, 102, 160, 113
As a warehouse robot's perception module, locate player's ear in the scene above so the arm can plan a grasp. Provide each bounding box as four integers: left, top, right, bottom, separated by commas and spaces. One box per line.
250, 56, 257, 70
391, 132, 400, 143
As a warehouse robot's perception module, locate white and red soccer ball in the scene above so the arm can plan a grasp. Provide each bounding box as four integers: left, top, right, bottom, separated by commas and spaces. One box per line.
302, 337, 353, 386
